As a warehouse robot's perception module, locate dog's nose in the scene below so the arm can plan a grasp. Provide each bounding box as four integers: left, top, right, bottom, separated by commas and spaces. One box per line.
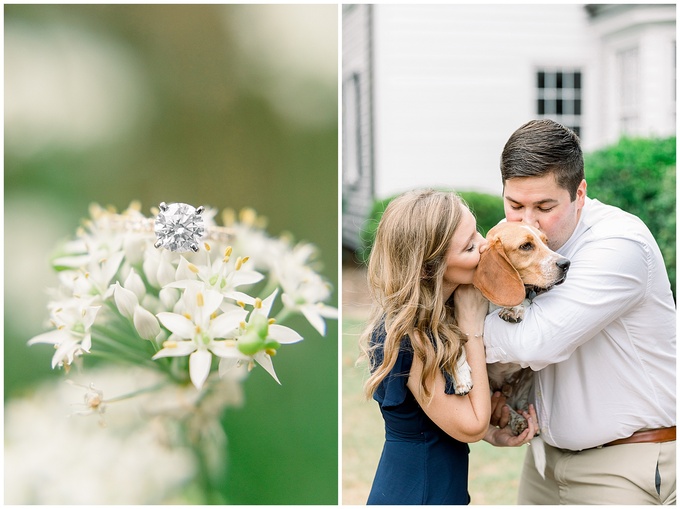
557, 258, 571, 272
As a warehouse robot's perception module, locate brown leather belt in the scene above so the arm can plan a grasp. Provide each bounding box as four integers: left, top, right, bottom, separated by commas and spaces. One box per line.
603, 426, 676, 447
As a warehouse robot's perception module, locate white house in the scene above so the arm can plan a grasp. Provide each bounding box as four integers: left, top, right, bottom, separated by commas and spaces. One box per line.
342, 3, 676, 250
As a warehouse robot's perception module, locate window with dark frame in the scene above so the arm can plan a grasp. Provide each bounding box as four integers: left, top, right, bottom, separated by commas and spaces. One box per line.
536, 68, 582, 139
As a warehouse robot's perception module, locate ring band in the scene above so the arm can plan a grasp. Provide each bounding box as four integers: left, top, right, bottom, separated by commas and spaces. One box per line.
96, 202, 234, 253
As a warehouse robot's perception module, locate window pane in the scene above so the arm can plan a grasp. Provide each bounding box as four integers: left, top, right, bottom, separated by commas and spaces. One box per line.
556, 99, 563, 114
574, 72, 582, 89
574, 99, 581, 115
556, 72, 563, 89
538, 72, 545, 89
538, 99, 545, 115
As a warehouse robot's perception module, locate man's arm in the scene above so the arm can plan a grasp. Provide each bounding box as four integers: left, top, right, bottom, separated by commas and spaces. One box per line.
484, 236, 650, 370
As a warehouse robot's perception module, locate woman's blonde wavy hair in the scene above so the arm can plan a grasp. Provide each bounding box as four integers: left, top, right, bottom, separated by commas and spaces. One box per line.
360, 189, 469, 402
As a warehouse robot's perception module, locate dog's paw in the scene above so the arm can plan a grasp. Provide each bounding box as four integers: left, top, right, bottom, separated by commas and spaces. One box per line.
499, 304, 525, 323
509, 409, 529, 435
455, 358, 473, 396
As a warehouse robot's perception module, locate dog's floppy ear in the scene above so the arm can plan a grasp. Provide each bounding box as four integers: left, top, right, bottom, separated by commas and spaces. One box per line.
473, 240, 525, 307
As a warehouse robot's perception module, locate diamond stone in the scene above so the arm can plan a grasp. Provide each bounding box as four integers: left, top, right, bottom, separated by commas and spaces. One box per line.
154, 203, 206, 252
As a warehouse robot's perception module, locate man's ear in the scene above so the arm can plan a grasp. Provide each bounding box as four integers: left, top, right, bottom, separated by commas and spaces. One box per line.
473, 241, 525, 307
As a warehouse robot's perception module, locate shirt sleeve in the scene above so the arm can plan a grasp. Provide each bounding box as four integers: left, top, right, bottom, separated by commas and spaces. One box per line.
484, 235, 651, 370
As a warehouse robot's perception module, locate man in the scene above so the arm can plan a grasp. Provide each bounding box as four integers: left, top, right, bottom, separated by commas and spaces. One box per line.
484, 119, 676, 504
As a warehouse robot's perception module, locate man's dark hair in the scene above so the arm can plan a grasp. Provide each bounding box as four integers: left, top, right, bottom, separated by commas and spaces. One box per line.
501, 119, 584, 200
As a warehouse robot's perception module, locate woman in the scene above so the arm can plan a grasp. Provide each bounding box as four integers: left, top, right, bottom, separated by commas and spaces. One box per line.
361, 189, 537, 505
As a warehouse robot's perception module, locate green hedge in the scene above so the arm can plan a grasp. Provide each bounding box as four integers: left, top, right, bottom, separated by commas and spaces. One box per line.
585, 136, 676, 297
357, 190, 504, 264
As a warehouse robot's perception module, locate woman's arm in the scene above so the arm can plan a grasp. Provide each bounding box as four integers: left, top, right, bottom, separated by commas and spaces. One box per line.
407, 285, 491, 443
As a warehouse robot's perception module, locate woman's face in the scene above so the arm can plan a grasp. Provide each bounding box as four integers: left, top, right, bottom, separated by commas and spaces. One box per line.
442, 207, 487, 291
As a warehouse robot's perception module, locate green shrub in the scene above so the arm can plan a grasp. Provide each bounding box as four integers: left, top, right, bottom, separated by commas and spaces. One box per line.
585, 136, 676, 297
357, 189, 505, 264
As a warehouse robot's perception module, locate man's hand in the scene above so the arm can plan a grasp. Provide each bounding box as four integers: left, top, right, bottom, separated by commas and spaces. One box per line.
485, 404, 538, 447
490, 390, 510, 428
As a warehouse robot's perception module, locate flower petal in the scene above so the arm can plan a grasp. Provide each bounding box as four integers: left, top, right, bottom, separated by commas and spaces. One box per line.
269, 324, 303, 344
254, 352, 281, 384
202, 288, 224, 317
210, 309, 248, 338
218, 356, 249, 381
27, 329, 69, 346
260, 288, 279, 317
224, 290, 256, 305
209, 340, 242, 359
189, 349, 212, 389
152, 341, 196, 359
231, 270, 264, 287
157, 312, 195, 339
300, 306, 327, 336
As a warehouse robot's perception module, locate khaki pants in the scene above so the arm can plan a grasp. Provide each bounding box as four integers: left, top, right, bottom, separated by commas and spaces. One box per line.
518, 441, 676, 504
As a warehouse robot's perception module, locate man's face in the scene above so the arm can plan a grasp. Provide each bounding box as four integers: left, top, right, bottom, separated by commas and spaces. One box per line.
503, 174, 586, 251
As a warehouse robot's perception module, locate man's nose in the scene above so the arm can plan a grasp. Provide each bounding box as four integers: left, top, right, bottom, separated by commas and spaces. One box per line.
521, 211, 540, 228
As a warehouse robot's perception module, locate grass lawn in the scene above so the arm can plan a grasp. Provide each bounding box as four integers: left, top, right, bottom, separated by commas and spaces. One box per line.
342, 317, 527, 505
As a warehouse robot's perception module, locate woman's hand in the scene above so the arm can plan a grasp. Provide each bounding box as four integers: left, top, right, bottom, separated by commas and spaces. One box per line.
484, 404, 538, 447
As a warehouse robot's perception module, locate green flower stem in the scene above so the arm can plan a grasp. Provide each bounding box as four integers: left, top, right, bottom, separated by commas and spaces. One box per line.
90, 329, 160, 371
105, 381, 169, 404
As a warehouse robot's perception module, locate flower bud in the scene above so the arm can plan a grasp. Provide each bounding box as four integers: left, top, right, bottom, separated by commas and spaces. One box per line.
134, 306, 161, 340
124, 270, 146, 302
113, 282, 138, 320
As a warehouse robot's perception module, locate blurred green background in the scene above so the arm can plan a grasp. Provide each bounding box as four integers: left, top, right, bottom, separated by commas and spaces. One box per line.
5, 4, 338, 504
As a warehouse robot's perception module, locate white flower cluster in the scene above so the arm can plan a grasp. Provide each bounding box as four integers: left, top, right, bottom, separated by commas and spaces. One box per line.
5, 367, 210, 504
28, 202, 338, 391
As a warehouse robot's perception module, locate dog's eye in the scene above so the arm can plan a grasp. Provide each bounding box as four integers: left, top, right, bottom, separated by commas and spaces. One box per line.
519, 242, 534, 251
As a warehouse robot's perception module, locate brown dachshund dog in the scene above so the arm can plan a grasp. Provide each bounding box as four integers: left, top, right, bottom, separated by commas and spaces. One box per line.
472, 222, 570, 433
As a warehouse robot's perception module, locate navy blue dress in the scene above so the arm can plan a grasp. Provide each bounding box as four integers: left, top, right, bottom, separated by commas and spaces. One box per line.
367, 323, 470, 505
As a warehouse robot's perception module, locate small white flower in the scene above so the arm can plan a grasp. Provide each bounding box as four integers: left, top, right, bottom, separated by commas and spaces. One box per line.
154, 284, 247, 389
277, 252, 338, 336
220, 289, 303, 384
28, 300, 100, 369
169, 250, 263, 305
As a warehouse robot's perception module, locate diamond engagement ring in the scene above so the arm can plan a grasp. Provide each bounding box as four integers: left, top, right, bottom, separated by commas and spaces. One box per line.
153, 202, 233, 252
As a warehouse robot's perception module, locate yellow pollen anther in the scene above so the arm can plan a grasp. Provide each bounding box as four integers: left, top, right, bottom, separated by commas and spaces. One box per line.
57, 325, 65, 331
183, 313, 192, 320
239, 208, 257, 226
254, 298, 262, 309
237, 301, 246, 309
195, 326, 202, 334
162, 341, 178, 349
222, 209, 235, 226
265, 348, 277, 357
239, 321, 247, 329
129, 200, 142, 212
188, 263, 200, 274
242, 256, 250, 264
196, 292, 205, 307
211, 312, 218, 320
225, 246, 233, 257
268, 318, 276, 324
204, 243, 211, 252
235, 257, 244, 270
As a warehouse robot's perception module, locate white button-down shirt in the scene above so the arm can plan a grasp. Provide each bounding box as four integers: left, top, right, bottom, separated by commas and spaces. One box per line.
484, 197, 676, 451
